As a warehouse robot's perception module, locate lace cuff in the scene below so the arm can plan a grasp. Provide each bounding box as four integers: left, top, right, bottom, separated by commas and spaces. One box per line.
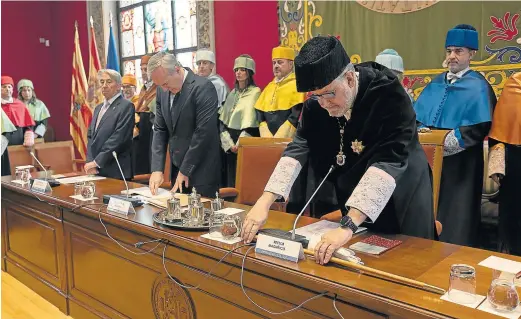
346, 166, 396, 223
488, 143, 505, 177
443, 129, 465, 156
264, 156, 302, 200
220, 131, 234, 152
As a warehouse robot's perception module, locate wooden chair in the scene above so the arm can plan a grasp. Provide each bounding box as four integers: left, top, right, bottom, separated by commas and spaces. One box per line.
33, 141, 82, 174
7, 145, 35, 174
133, 147, 171, 187
219, 137, 292, 211
418, 129, 450, 236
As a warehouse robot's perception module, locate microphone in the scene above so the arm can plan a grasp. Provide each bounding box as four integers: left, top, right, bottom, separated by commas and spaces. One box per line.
112, 151, 130, 198
29, 151, 60, 186
101, 151, 143, 207
30, 151, 48, 180
259, 165, 336, 245
291, 165, 335, 240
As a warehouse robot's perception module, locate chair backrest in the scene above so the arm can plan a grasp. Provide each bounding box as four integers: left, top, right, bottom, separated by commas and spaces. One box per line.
33, 141, 77, 174
418, 129, 450, 219
7, 145, 35, 174
482, 139, 500, 199
235, 137, 292, 206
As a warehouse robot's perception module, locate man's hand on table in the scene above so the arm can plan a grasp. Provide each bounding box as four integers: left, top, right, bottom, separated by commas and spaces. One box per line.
241, 192, 277, 243
314, 228, 353, 265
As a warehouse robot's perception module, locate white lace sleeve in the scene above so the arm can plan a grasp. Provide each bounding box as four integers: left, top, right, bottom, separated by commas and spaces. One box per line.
264, 156, 302, 200
488, 143, 505, 177
346, 166, 396, 222
444, 130, 465, 156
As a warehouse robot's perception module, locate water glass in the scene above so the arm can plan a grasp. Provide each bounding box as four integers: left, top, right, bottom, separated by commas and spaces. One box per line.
448, 264, 477, 304
80, 181, 96, 199
209, 212, 224, 238
15, 168, 30, 184
221, 215, 241, 240
74, 182, 83, 196
166, 197, 182, 222
487, 279, 519, 312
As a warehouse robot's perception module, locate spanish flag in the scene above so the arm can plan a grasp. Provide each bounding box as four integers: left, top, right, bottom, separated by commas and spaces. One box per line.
87, 16, 103, 110
69, 21, 93, 160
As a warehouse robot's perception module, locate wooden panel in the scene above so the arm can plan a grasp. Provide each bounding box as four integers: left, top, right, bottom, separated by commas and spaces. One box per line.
6, 208, 59, 277
66, 228, 160, 319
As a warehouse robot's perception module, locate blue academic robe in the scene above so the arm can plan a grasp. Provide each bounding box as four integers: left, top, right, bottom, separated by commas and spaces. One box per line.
414, 70, 496, 247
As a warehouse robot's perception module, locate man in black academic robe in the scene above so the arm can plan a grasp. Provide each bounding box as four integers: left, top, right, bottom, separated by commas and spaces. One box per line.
241, 36, 435, 265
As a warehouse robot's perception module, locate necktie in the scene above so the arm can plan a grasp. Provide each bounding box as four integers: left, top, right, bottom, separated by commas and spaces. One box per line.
95, 101, 110, 130
447, 72, 460, 83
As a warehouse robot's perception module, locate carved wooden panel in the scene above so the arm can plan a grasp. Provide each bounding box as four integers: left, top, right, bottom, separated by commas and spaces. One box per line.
152, 277, 196, 319
66, 226, 161, 319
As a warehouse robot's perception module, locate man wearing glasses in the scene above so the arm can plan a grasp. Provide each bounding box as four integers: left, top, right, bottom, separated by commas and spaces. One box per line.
414, 24, 496, 248
241, 36, 435, 265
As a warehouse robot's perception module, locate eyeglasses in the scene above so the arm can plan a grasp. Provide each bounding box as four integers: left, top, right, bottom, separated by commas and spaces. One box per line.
309, 90, 336, 101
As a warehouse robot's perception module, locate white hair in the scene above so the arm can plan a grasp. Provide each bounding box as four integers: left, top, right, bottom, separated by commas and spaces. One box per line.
147, 51, 183, 79
97, 69, 122, 85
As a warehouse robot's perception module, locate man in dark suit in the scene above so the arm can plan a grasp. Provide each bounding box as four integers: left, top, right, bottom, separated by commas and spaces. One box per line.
84, 69, 134, 180
147, 52, 220, 197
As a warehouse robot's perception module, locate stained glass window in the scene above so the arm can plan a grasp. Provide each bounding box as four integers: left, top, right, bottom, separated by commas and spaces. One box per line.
118, 0, 198, 83
123, 59, 143, 94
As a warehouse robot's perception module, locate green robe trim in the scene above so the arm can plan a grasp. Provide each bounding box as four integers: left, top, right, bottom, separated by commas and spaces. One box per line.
25, 99, 51, 122
219, 86, 260, 130
1, 109, 16, 134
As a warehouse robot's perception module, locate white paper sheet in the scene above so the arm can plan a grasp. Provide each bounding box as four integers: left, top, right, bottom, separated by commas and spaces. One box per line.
294, 220, 367, 240
440, 290, 486, 309
57, 175, 106, 184
478, 256, 521, 275
51, 174, 66, 179
69, 195, 99, 201
200, 233, 242, 245
477, 300, 521, 319
121, 186, 172, 200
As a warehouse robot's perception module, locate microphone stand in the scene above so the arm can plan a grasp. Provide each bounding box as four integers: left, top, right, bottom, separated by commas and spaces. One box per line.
29, 151, 59, 186
101, 152, 143, 207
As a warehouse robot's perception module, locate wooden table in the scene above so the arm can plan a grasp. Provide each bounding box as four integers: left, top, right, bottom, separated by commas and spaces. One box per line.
1, 175, 515, 319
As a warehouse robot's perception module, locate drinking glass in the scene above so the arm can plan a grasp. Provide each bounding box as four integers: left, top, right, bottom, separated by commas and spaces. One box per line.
209, 212, 224, 238
74, 182, 83, 196
80, 181, 96, 199
221, 215, 241, 240
448, 264, 477, 304
487, 279, 519, 312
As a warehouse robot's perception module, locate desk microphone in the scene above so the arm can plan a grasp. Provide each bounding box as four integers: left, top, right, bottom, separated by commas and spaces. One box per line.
29, 151, 60, 187
101, 151, 143, 207
259, 165, 336, 245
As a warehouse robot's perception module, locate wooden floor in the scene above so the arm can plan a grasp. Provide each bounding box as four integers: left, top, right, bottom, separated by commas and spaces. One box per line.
1, 272, 73, 319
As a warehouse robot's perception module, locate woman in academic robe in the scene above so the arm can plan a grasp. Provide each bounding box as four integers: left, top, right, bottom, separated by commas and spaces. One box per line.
17, 79, 50, 139
488, 72, 521, 256
1, 76, 35, 176
218, 55, 261, 187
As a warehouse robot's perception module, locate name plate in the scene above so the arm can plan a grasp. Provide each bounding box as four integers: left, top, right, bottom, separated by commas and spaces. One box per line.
107, 197, 136, 216
255, 233, 304, 263
31, 179, 51, 193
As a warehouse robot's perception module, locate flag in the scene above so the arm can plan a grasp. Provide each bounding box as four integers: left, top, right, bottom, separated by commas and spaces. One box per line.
70, 22, 93, 160
87, 16, 103, 110
106, 20, 120, 72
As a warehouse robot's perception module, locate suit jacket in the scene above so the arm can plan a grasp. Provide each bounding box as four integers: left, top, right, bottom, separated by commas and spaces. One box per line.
151, 69, 220, 188
87, 95, 135, 179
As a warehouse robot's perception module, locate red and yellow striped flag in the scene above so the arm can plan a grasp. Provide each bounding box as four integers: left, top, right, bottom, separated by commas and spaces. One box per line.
70, 22, 93, 160
86, 16, 103, 110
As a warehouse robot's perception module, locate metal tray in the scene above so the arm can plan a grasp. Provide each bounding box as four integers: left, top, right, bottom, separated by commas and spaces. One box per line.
152, 208, 211, 230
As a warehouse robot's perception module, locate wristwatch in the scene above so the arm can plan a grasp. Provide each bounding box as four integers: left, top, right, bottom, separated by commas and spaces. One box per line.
340, 215, 358, 233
